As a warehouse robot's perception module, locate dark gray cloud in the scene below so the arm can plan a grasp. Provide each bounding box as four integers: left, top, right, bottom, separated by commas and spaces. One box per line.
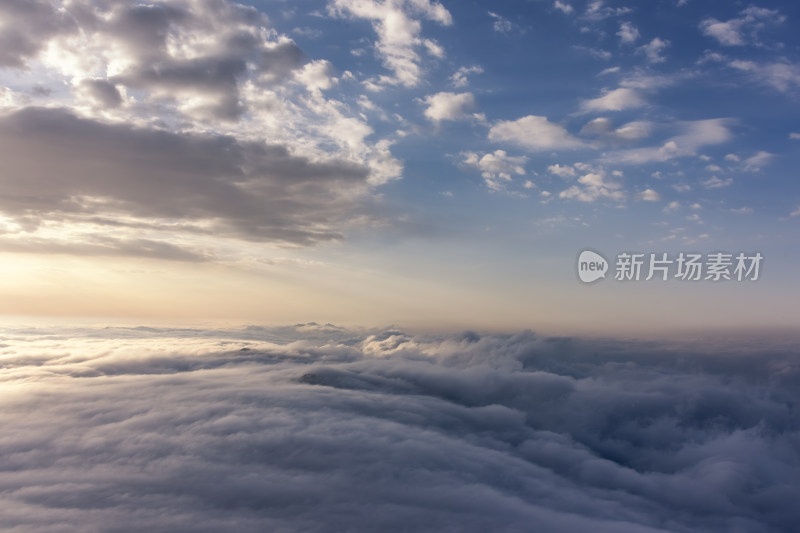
79, 78, 123, 108
0, 107, 370, 247
0, 325, 797, 532
0, 0, 74, 67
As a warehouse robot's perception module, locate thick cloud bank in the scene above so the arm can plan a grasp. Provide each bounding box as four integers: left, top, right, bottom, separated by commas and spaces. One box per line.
0, 325, 797, 532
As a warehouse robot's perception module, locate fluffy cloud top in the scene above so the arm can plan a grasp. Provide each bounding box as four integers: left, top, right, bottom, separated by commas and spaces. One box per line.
328, 0, 452, 88
462, 150, 527, 190
580, 87, 646, 113
423, 91, 476, 123
488, 115, 584, 151
0, 325, 797, 532
0, 0, 404, 255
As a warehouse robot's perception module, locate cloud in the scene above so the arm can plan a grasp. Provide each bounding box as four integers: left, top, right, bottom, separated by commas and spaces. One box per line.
638, 38, 670, 63
450, 65, 484, 88
605, 119, 732, 165
790, 133, 800, 140
488, 11, 515, 33
638, 189, 660, 201
743, 150, 774, 171
0, 107, 372, 248
488, 115, 584, 151
617, 22, 639, 44
423, 92, 476, 123
579, 88, 646, 113
700, 7, 785, 46
328, 0, 452, 88
548, 164, 577, 178
702, 176, 733, 189
0, 0, 405, 255
728, 60, 800, 94
663, 201, 680, 213
554, 1, 574, 15
560, 169, 625, 202
583, 0, 632, 21
791, 206, 800, 217
462, 150, 527, 191
1, 325, 796, 532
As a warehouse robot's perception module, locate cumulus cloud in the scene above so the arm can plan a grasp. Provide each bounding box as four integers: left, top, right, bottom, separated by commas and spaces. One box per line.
462, 150, 527, 190
579, 88, 646, 113
554, 1, 574, 15
450, 65, 483, 88
0, 325, 796, 532
488, 115, 584, 151
328, 0, 452, 88
700, 7, 785, 46
617, 21, 639, 44
559, 168, 625, 202
0, 0, 404, 255
423, 91, 476, 123
548, 163, 577, 178
637, 189, 660, 201
638, 37, 670, 63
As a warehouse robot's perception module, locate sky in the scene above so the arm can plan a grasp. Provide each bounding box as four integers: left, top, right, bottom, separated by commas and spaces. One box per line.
1, 0, 800, 335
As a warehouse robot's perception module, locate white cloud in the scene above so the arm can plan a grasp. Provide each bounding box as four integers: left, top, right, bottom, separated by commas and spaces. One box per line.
729, 207, 753, 215
559, 169, 624, 202
328, 0, 452, 88
548, 164, 577, 178
663, 201, 680, 213
700, 7, 785, 46
580, 88, 646, 113
791, 206, 800, 217
462, 150, 527, 190
554, 1, 574, 15
617, 22, 639, 44
724, 153, 740, 162
638, 189, 660, 202
0, 326, 797, 532
488, 115, 584, 151
743, 150, 773, 171
729, 59, 800, 93
488, 11, 515, 33
584, 0, 632, 20
606, 119, 732, 165
638, 37, 670, 63
612, 121, 652, 140
423, 92, 476, 123
790, 133, 800, 140
450, 65, 483, 88
702, 176, 733, 189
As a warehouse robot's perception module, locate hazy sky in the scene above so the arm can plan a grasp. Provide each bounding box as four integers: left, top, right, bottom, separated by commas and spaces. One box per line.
1, 0, 799, 335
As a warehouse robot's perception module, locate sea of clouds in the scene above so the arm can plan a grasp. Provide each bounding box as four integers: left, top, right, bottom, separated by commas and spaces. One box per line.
0, 324, 797, 532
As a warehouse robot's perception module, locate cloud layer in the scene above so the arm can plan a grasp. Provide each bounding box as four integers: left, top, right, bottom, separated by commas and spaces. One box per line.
0, 325, 797, 532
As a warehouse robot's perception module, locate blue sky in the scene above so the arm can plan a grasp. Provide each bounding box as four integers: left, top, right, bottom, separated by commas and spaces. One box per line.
0, 0, 798, 335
